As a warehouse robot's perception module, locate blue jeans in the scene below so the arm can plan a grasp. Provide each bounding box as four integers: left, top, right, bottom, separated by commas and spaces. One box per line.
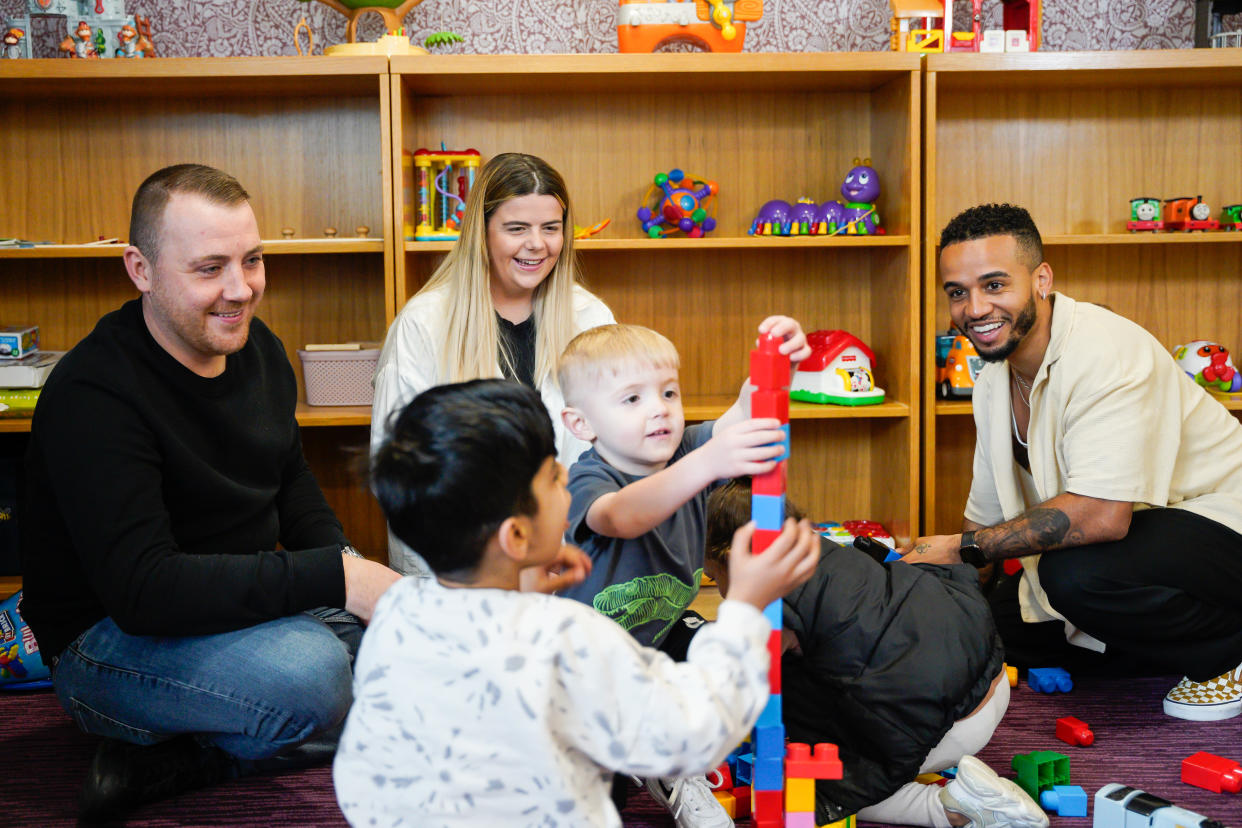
52, 608, 362, 760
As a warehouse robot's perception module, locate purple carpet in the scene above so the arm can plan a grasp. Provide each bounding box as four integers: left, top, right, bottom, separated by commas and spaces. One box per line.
3, 675, 1240, 827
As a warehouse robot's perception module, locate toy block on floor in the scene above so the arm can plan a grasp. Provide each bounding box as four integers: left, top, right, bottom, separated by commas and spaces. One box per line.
1056, 716, 1094, 747
1006, 665, 1018, 687
785, 742, 843, 779
733, 785, 751, 818
784, 812, 816, 827
755, 723, 785, 759
753, 787, 783, 823
736, 752, 754, 786
1003, 558, 1023, 576
915, 772, 947, 786
709, 762, 733, 791
712, 789, 736, 817
1182, 751, 1242, 793
758, 694, 783, 727
755, 756, 784, 790
1012, 751, 1070, 800
821, 815, 856, 828
1028, 666, 1073, 693
1040, 784, 1088, 816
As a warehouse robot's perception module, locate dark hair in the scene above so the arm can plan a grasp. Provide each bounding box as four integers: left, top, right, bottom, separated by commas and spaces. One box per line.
939, 203, 1044, 271
371, 379, 556, 578
705, 479, 806, 564
130, 164, 250, 264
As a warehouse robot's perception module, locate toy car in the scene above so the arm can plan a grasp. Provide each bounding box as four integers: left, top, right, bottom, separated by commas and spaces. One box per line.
1163, 195, 1220, 232
936, 331, 983, 398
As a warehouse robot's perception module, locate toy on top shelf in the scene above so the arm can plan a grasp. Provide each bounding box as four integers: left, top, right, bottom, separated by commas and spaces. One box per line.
1027, 666, 1073, 693
408, 148, 481, 241
790, 330, 885, 406
1181, 751, 1242, 794
1126, 197, 1164, 232
297, 0, 426, 44
1163, 195, 1221, 232
115, 18, 152, 57
636, 169, 718, 239
59, 19, 98, 58
1221, 204, 1242, 231
616, 0, 764, 54
1012, 750, 1069, 800
1093, 783, 1228, 828
1040, 785, 1088, 817
936, 328, 983, 398
424, 30, 463, 50
1055, 716, 1094, 747
889, 0, 1040, 53
2, 24, 27, 59
1172, 341, 1242, 393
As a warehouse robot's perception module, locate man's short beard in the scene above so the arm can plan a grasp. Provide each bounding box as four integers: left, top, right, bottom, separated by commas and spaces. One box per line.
976, 297, 1037, 363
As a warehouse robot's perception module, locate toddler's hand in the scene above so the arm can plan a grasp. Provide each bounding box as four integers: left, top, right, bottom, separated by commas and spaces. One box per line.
724, 519, 819, 611
520, 544, 593, 594
700, 417, 785, 479
758, 315, 812, 365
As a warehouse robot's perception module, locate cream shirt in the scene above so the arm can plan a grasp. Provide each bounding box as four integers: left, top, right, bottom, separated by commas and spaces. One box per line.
965, 293, 1242, 649
371, 284, 615, 574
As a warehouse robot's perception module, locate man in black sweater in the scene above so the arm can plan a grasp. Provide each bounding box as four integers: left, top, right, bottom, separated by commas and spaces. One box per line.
19, 164, 400, 819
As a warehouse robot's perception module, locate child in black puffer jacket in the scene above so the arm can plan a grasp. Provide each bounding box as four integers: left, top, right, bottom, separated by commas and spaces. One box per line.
705, 481, 1047, 828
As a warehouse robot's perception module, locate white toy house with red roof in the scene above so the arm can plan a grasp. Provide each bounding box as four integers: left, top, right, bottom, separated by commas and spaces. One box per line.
790, 330, 885, 406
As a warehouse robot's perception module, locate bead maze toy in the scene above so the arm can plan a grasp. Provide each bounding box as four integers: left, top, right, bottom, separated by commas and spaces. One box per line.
406, 147, 481, 241
1172, 340, 1242, 393
636, 169, 718, 239
616, 0, 764, 54
747, 332, 843, 826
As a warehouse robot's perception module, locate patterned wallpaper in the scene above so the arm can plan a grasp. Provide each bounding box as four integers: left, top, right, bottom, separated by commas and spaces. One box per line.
2, 0, 1240, 58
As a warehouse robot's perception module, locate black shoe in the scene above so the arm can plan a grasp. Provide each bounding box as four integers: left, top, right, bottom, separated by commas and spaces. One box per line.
79, 735, 235, 821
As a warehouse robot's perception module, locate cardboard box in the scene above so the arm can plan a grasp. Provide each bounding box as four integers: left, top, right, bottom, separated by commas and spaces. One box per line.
0, 326, 37, 360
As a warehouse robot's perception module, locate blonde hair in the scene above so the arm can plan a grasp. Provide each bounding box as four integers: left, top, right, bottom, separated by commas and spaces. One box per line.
417, 152, 579, 387
557, 323, 680, 407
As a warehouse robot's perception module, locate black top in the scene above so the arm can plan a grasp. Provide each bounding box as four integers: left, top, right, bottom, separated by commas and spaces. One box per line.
19, 299, 348, 659
781, 539, 1004, 822
496, 313, 536, 388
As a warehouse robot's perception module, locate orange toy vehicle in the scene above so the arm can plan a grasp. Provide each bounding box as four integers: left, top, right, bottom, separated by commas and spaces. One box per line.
936, 330, 983, 398
1163, 195, 1221, 232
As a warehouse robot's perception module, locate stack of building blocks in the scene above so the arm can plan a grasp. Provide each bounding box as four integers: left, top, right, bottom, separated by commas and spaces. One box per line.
785, 743, 844, 826
749, 331, 791, 826
1055, 716, 1094, 747
1028, 666, 1073, 693
1181, 751, 1242, 794
1012, 750, 1070, 801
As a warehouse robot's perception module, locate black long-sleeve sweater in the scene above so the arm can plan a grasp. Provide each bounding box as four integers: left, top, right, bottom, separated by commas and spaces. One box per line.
19, 299, 347, 659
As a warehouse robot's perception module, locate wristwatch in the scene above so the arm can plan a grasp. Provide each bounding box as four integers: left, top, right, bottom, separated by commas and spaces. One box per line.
341, 544, 364, 559
958, 531, 987, 566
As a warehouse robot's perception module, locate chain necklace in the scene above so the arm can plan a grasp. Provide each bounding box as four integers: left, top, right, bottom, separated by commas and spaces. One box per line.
1011, 370, 1033, 408
1011, 370, 1031, 449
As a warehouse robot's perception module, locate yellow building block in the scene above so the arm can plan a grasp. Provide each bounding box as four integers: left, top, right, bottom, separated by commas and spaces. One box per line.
1006, 664, 1018, 687
785, 777, 816, 812
820, 815, 856, 828
712, 790, 736, 818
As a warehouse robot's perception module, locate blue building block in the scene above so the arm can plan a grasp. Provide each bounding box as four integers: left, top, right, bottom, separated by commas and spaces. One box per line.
757, 693, 783, 728
763, 599, 782, 629
883, 549, 903, 562
754, 724, 785, 759
1028, 667, 1073, 693
770, 424, 791, 462
752, 494, 785, 530
1040, 785, 1087, 817
753, 756, 784, 791
735, 752, 754, 786
941, 766, 958, 778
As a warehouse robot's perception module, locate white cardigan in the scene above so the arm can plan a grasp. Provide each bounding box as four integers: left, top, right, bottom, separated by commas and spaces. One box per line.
371, 283, 615, 574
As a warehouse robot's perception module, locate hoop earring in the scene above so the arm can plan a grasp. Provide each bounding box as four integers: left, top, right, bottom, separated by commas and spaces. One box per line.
1040, 291, 1047, 300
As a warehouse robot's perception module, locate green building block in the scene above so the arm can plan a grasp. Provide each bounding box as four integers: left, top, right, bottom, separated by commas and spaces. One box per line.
1011, 751, 1070, 800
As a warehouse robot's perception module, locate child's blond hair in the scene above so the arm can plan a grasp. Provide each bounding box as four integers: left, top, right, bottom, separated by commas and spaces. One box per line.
557, 323, 680, 407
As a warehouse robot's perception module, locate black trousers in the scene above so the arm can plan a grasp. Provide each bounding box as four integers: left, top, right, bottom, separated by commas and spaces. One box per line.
989, 507, 1242, 682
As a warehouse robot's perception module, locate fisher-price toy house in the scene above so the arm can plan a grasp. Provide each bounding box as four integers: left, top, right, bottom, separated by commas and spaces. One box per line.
790, 330, 885, 407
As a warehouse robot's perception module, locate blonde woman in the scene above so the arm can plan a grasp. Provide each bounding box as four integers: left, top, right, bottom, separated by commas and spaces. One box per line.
372, 153, 614, 575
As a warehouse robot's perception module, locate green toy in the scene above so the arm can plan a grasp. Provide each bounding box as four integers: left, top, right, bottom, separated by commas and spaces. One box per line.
424, 30, 463, 49
1011, 751, 1070, 801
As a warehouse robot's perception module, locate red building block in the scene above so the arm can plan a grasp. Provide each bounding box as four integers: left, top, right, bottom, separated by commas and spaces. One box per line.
752, 460, 786, 496
1055, 716, 1094, 747
750, 349, 791, 390
1003, 558, 1023, 576
732, 785, 751, 818
785, 742, 843, 779
709, 763, 733, 791
768, 629, 782, 693
753, 788, 783, 822
753, 528, 781, 555
1183, 751, 1242, 793
751, 389, 790, 422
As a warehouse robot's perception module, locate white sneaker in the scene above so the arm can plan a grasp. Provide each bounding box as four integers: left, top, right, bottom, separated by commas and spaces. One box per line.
1163, 664, 1242, 721
939, 755, 1049, 828
643, 775, 734, 828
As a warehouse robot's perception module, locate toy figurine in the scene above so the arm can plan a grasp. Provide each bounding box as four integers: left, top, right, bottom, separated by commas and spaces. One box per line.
839, 159, 883, 235
59, 19, 99, 58
1173, 340, 1242, 392
1127, 197, 1164, 232
115, 18, 150, 57
296, 0, 428, 44
636, 169, 718, 239
2, 26, 26, 59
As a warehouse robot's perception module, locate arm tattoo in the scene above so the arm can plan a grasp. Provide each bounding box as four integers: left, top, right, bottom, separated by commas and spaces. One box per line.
978, 508, 1072, 559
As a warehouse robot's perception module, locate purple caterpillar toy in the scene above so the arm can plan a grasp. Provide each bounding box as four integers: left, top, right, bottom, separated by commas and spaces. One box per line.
748, 159, 882, 237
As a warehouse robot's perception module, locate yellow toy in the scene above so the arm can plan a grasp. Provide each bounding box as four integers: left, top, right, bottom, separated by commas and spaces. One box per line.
616, 0, 764, 53
405, 148, 482, 241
